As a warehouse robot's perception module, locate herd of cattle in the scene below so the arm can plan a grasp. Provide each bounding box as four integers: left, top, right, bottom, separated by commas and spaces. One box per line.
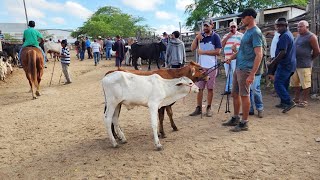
1, 40, 210, 150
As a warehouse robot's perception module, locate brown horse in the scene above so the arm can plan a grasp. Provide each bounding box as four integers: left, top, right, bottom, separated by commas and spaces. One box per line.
20, 47, 44, 99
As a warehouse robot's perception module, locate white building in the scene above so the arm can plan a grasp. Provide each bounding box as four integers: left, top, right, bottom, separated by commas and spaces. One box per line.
0, 23, 76, 43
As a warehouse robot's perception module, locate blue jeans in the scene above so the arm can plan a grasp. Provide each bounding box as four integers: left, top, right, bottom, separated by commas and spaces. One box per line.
80, 49, 85, 60
274, 66, 292, 105
115, 57, 123, 67
224, 60, 236, 92
106, 47, 111, 59
250, 74, 264, 112
18, 46, 46, 66
93, 52, 100, 64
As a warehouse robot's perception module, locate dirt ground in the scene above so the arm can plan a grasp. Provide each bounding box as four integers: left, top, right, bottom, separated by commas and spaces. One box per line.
0, 51, 319, 179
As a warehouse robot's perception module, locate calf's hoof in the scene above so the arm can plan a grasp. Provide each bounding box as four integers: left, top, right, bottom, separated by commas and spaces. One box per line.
112, 144, 119, 148
36, 91, 41, 96
155, 145, 163, 151
173, 127, 178, 131
119, 139, 127, 144
158, 133, 166, 139
32, 96, 37, 100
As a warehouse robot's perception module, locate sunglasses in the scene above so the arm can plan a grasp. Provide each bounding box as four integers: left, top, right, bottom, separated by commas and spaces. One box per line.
230, 26, 237, 28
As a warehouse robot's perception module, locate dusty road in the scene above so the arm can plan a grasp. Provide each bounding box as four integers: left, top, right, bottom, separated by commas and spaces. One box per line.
0, 52, 319, 179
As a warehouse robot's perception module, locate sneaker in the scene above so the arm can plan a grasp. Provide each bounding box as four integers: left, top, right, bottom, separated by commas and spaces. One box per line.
275, 103, 286, 109
189, 106, 202, 116
230, 121, 248, 132
222, 116, 240, 126
206, 106, 213, 117
282, 101, 296, 113
257, 110, 263, 118
249, 111, 254, 115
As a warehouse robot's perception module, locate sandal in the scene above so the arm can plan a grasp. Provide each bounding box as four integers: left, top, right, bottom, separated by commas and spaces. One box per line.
293, 98, 300, 104
297, 101, 308, 107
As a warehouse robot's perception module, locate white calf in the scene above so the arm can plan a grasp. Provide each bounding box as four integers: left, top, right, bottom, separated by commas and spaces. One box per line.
102, 71, 199, 150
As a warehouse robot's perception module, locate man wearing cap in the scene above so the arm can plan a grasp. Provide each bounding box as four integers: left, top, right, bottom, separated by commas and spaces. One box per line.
291, 20, 320, 107
268, 18, 296, 112
189, 20, 222, 117
18, 20, 46, 68
97, 36, 104, 60
221, 21, 243, 95
165, 31, 186, 68
222, 8, 263, 131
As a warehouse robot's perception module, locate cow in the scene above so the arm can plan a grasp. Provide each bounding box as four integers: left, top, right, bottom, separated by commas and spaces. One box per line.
20, 47, 44, 99
105, 61, 207, 139
44, 41, 61, 61
130, 41, 166, 70
102, 71, 199, 150
1, 42, 21, 66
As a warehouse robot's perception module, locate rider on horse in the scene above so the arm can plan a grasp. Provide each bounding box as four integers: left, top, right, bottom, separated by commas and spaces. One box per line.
18, 20, 46, 68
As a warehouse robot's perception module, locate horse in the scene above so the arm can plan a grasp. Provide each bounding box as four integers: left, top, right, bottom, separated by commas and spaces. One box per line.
20, 47, 44, 99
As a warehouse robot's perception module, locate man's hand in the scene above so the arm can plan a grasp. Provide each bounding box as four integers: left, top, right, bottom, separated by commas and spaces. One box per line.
195, 32, 203, 41
268, 74, 275, 81
246, 73, 255, 85
224, 58, 231, 64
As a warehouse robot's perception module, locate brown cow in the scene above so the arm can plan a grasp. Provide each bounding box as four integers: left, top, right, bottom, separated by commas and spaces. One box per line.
106, 61, 207, 138
21, 47, 44, 99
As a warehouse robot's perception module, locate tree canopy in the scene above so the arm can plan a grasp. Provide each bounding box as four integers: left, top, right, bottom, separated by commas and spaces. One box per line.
185, 0, 309, 29
71, 6, 152, 38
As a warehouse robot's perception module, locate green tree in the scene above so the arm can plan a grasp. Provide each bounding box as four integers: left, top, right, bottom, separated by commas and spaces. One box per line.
71, 6, 152, 38
185, 0, 308, 30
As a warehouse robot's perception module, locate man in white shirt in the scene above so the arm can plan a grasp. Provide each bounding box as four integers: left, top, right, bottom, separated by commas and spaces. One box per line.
90, 39, 101, 66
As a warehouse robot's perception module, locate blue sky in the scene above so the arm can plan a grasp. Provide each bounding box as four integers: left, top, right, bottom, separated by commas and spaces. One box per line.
0, 0, 193, 35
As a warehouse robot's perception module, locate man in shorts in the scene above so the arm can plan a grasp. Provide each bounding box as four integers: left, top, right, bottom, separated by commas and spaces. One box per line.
189, 20, 222, 117
222, 8, 263, 131
291, 20, 320, 107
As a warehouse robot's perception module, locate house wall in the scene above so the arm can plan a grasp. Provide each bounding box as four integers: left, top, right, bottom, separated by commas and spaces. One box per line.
41, 29, 76, 44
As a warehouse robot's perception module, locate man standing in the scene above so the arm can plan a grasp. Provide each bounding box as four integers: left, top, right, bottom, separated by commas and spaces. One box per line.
291, 20, 320, 107
85, 37, 93, 59
112, 35, 125, 67
80, 37, 86, 61
97, 36, 104, 59
189, 20, 222, 117
0, 30, 4, 41
165, 31, 186, 68
105, 37, 113, 60
221, 21, 243, 94
91, 39, 102, 66
161, 32, 169, 66
268, 18, 296, 112
223, 8, 263, 131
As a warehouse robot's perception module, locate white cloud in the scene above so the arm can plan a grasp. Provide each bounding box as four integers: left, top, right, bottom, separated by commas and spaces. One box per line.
175, 0, 193, 11
121, 0, 164, 11
51, 17, 65, 25
65, 1, 93, 20
153, 24, 189, 36
155, 11, 178, 20
2, 0, 92, 26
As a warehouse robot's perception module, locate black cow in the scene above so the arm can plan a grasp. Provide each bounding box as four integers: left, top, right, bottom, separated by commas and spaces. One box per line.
2, 42, 22, 66
131, 41, 166, 70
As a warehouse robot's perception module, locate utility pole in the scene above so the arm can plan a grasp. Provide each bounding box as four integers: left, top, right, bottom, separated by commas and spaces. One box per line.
23, 0, 28, 26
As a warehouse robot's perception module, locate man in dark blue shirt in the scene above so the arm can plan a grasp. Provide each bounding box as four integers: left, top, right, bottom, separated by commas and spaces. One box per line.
268, 18, 296, 113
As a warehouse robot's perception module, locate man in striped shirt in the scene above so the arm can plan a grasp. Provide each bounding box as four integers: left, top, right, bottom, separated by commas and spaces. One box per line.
60, 40, 72, 84
221, 21, 243, 94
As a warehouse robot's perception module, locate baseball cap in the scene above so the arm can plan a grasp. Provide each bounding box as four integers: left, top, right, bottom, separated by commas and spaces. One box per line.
203, 19, 212, 26
162, 32, 167, 35
237, 8, 257, 18
229, 21, 237, 27
98, 36, 102, 38
275, 18, 288, 25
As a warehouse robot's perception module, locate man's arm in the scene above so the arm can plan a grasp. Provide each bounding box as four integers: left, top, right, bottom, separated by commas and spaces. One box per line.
310, 35, 320, 59
198, 48, 221, 56
250, 46, 263, 76
221, 33, 232, 47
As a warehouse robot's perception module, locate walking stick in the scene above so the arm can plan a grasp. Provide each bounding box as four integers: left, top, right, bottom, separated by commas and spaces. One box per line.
225, 64, 231, 113
49, 58, 56, 86
58, 71, 63, 84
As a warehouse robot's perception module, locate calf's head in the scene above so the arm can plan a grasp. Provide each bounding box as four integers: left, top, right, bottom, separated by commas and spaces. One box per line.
175, 77, 199, 93
188, 61, 209, 82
